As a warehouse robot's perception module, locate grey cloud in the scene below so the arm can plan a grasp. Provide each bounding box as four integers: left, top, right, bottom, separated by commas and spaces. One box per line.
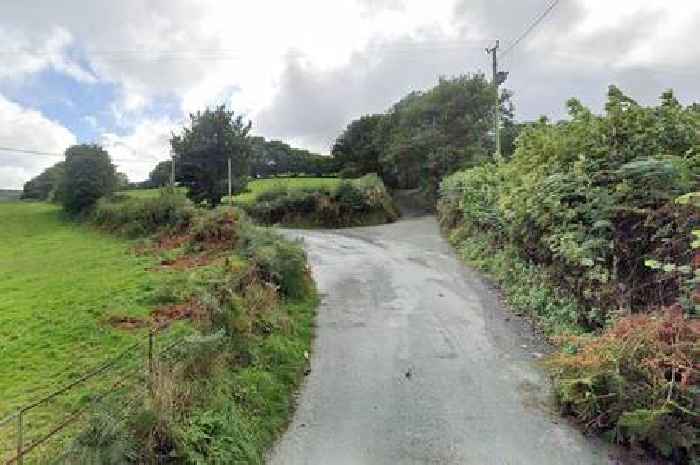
257, 0, 700, 153
256, 33, 491, 153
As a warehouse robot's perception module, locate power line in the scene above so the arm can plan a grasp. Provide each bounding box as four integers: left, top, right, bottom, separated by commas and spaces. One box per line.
0, 40, 496, 62
0, 146, 62, 157
500, 0, 561, 58
0, 145, 156, 164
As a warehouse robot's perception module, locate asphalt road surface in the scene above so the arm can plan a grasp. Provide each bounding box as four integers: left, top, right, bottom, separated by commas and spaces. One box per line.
269, 215, 630, 465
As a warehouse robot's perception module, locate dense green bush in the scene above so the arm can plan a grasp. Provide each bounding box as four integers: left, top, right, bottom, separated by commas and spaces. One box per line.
439, 87, 700, 461
239, 224, 309, 299
440, 87, 700, 328
92, 190, 194, 237
56, 145, 118, 214
243, 173, 399, 227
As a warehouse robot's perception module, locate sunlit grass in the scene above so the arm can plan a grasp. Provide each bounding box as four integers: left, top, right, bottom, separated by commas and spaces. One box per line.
0, 202, 184, 456
231, 177, 341, 204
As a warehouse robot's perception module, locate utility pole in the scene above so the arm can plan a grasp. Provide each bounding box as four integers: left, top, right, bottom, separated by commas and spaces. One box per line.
227, 157, 232, 201
170, 149, 175, 188
486, 40, 500, 159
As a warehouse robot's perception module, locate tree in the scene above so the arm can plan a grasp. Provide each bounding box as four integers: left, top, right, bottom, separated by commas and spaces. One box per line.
56, 145, 117, 213
21, 161, 65, 200
171, 105, 252, 206
332, 114, 384, 178
148, 160, 173, 187
116, 172, 129, 191
249, 137, 335, 178
331, 74, 505, 197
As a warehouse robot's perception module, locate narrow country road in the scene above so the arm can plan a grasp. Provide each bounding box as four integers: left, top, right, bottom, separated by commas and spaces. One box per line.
270, 215, 625, 465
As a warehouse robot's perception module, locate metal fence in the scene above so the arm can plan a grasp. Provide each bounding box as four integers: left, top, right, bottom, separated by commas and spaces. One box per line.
1, 331, 184, 465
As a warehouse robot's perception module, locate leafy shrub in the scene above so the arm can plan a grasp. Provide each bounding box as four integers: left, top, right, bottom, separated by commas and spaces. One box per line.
93, 190, 194, 237
438, 165, 502, 233
439, 87, 700, 328
239, 225, 309, 299
547, 311, 699, 461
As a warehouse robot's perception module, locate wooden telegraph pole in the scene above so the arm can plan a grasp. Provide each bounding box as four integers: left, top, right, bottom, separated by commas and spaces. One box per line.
486, 40, 508, 160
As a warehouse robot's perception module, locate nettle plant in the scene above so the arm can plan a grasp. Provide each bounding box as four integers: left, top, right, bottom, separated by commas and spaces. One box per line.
645, 192, 700, 316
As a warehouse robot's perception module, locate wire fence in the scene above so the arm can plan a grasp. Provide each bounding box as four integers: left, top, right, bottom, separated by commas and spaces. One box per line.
1, 331, 186, 465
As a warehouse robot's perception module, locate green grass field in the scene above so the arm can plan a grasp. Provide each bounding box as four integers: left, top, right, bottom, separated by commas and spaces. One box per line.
122, 178, 341, 204
232, 177, 341, 204
0, 202, 184, 454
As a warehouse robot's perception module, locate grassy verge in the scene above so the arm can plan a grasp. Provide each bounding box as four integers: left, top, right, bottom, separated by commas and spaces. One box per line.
60, 196, 316, 464
2, 195, 318, 464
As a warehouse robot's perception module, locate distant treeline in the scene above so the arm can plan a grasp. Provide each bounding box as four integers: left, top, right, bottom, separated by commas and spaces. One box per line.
21, 159, 129, 202
22, 136, 336, 201
143, 136, 336, 190
330, 74, 519, 198
0, 189, 21, 201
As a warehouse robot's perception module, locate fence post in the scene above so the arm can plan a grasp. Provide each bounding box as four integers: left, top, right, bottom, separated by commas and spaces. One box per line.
17, 410, 23, 465
148, 330, 155, 394
148, 330, 154, 376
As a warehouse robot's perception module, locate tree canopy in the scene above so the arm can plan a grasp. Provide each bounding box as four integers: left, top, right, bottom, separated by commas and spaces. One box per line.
249, 137, 335, 178
147, 160, 174, 188
171, 105, 252, 206
21, 161, 65, 200
331, 74, 511, 198
55, 145, 117, 214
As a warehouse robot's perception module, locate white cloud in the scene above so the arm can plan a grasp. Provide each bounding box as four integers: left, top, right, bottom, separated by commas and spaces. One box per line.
0, 26, 96, 83
0, 94, 76, 189
100, 118, 176, 183
1, 0, 699, 188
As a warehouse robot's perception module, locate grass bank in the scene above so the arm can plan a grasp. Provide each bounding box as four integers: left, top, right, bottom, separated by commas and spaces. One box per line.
2, 195, 318, 464
76, 199, 319, 464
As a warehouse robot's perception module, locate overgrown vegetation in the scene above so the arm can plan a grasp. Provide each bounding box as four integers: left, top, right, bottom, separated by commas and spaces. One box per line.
71, 202, 316, 464
438, 87, 700, 461
93, 189, 194, 237
21, 161, 65, 200
240, 174, 399, 227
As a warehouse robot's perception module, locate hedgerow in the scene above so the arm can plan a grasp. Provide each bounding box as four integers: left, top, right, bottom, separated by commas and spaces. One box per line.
242, 173, 399, 227
92, 190, 194, 237
438, 86, 700, 461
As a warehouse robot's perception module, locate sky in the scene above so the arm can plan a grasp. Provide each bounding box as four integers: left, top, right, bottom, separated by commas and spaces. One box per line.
0, 0, 698, 189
